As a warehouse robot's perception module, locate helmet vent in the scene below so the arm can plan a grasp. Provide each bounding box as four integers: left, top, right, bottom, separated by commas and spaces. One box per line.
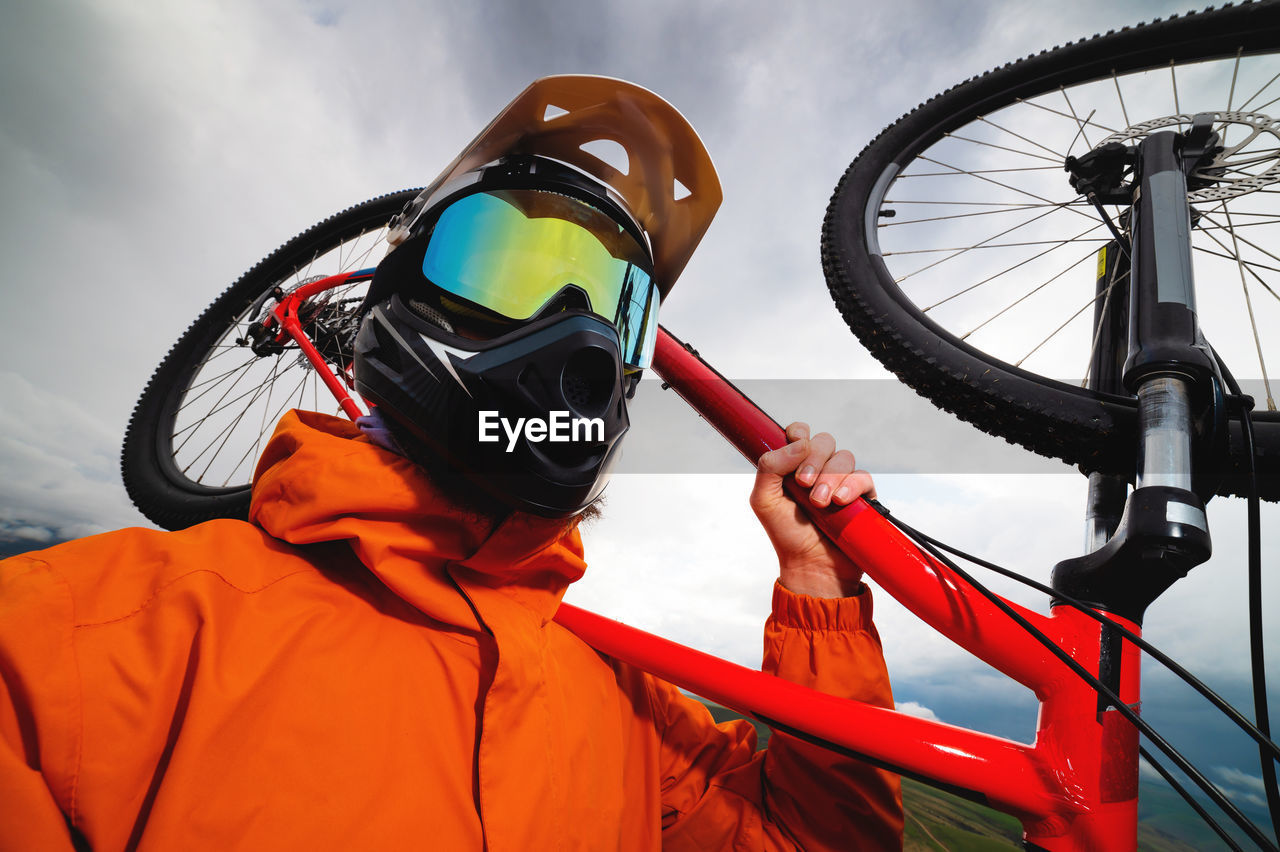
562, 347, 615, 417
579, 138, 629, 176
408, 299, 455, 333
563, 374, 590, 409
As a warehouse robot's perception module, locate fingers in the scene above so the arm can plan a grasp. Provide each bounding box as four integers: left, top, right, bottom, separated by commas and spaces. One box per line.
826, 470, 877, 505
755, 422, 877, 509
785, 422, 811, 443
795, 432, 839, 486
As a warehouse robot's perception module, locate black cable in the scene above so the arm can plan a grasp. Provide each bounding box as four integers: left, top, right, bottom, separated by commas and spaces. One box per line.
901, 522, 1280, 765
871, 503, 1278, 851
1213, 349, 1280, 845
1088, 193, 1132, 260
1138, 745, 1244, 852
1240, 404, 1280, 846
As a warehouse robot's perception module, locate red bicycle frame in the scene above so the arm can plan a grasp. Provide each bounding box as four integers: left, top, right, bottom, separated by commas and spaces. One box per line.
266, 271, 1143, 850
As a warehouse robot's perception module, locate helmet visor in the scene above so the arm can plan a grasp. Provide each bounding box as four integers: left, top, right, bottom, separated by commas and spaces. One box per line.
421, 189, 660, 369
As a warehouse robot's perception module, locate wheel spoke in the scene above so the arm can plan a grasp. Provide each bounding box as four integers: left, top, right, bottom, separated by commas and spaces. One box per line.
1221, 205, 1278, 411
1224, 48, 1243, 148
1238, 70, 1280, 111
1018, 276, 1114, 369
1199, 211, 1280, 269
917, 155, 1099, 225
1198, 219, 1280, 233
978, 115, 1068, 160
174, 362, 291, 449
190, 339, 254, 370
224, 367, 307, 487
1082, 264, 1129, 388
194, 370, 308, 484
1016, 97, 1120, 135
1058, 87, 1093, 153
1065, 109, 1098, 159
219, 365, 283, 488
1255, 92, 1280, 114
182, 367, 281, 480
892, 200, 1088, 284
1195, 235, 1280, 295
889, 236, 1110, 256
338, 233, 351, 272
172, 358, 261, 453
177, 357, 265, 413
348, 231, 388, 271
958, 243, 1101, 339
1228, 48, 1242, 110
185, 318, 258, 377
881, 202, 1052, 227
897, 166, 1061, 178
941, 134, 1062, 164
1112, 70, 1131, 129
883, 199, 1088, 208
921, 221, 1106, 312
253, 354, 280, 475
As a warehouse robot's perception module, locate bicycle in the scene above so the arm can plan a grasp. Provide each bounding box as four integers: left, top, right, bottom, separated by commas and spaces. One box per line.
121, 3, 1280, 848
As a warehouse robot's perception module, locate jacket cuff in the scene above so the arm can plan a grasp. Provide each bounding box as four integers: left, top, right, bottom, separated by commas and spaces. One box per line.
770, 580, 875, 632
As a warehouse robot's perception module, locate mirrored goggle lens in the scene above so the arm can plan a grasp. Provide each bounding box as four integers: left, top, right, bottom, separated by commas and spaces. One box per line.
421, 189, 660, 368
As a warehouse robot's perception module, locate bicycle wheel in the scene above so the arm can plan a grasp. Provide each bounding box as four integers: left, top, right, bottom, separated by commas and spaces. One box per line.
822, 1, 1280, 499
121, 189, 423, 530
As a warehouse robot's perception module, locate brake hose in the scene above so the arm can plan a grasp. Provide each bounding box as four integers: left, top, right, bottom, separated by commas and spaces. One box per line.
1212, 346, 1280, 846
875, 505, 1277, 850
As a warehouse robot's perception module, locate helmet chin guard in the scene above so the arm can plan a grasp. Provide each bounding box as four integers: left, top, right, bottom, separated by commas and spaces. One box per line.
354, 298, 629, 517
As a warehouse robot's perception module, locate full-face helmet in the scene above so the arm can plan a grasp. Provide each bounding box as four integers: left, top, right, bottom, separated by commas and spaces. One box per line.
354, 76, 720, 517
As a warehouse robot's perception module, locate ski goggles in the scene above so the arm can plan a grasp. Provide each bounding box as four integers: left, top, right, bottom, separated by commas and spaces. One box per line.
421, 189, 661, 370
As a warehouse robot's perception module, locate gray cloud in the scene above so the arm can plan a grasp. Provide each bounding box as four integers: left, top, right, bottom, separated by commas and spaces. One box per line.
0, 371, 148, 543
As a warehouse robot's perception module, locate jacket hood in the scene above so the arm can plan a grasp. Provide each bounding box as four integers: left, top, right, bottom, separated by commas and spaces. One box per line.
249, 410, 587, 631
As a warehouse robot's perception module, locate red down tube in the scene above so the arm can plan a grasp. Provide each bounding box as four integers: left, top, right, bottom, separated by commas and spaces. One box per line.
552, 326, 1108, 836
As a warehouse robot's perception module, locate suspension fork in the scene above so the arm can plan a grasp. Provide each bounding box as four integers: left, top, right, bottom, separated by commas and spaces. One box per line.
1057, 131, 1216, 618
1125, 130, 1219, 493
1042, 130, 1219, 849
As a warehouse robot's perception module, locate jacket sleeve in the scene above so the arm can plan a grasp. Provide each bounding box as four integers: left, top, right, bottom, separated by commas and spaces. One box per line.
655, 581, 903, 851
0, 556, 80, 852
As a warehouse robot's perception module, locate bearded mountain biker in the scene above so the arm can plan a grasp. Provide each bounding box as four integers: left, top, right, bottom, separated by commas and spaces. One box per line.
0, 76, 902, 850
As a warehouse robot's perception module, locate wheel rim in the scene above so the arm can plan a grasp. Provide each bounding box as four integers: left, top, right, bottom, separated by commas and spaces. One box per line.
157, 220, 393, 494
867, 49, 1280, 413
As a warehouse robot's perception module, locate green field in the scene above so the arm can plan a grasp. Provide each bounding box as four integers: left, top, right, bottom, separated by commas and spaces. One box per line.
701, 700, 1240, 850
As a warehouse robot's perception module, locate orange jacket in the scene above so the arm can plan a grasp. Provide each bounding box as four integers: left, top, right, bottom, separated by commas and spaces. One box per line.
0, 410, 902, 850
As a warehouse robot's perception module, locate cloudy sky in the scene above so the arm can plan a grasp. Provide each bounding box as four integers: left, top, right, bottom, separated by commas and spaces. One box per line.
3, 0, 1278, 837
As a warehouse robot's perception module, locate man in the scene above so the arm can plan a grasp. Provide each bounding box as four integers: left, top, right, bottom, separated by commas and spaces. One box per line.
0, 76, 902, 849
